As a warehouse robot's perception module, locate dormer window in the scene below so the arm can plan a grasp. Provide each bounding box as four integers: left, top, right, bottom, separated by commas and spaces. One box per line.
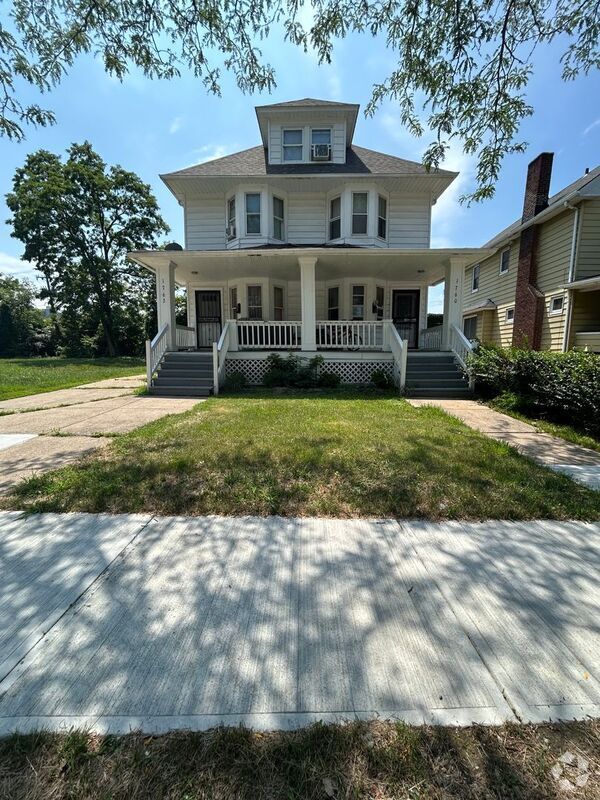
311, 129, 331, 161
283, 129, 303, 162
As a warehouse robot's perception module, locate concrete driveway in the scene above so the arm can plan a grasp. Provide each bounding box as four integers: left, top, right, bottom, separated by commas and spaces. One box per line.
0, 379, 201, 492
0, 512, 598, 735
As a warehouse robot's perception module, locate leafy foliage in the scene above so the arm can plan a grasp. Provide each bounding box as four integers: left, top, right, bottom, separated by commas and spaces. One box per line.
468, 345, 600, 435
1, 1, 598, 199
370, 368, 394, 390
262, 353, 341, 388
0, 273, 54, 356
6, 142, 168, 356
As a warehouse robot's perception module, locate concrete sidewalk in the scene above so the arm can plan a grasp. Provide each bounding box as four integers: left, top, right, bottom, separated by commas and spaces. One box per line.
408, 399, 600, 489
0, 512, 598, 735
0, 380, 201, 493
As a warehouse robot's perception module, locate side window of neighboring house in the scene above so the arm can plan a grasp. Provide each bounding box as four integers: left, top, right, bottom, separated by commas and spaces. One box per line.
506, 307, 515, 323
377, 196, 387, 240
352, 192, 368, 235
247, 285, 263, 319
230, 286, 238, 319
463, 316, 477, 340
273, 286, 284, 321
327, 286, 340, 320
273, 196, 284, 241
329, 196, 341, 240
352, 285, 365, 319
472, 264, 480, 292
500, 248, 510, 274
227, 196, 236, 240
550, 295, 565, 314
245, 193, 261, 235
375, 285, 384, 319
282, 129, 303, 162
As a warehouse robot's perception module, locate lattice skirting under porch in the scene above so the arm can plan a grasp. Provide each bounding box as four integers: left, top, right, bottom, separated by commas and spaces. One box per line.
225, 357, 394, 385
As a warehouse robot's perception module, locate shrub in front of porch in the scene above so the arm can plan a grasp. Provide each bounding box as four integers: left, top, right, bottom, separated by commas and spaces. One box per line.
467, 345, 600, 436
262, 353, 340, 389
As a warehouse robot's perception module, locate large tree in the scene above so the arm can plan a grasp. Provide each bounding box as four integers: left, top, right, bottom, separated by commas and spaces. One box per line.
1, 0, 598, 201
0, 273, 53, 357
6, 142, 168, 356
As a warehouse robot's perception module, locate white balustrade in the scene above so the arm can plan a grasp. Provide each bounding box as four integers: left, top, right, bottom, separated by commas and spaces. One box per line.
315, 321, 383, 350
176, 325, 196, 349
145, 323, 169, 389
212, 320, 234, 395
420, 325, 442, 351
237, 320, 302, 350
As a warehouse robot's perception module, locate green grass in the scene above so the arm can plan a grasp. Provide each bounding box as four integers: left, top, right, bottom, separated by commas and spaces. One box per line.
1, 720, 598, 799
4, 392, 599, 520
0, 357, 145, 401
487, 395, 600, 453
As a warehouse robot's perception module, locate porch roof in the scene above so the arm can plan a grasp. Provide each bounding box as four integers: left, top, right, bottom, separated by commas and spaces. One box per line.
128, 246, 493, 285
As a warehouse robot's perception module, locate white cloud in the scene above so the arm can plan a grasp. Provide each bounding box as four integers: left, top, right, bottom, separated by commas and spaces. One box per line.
0, 251, 37, 280
583, 118, 600, 137
169, 116, 185, 134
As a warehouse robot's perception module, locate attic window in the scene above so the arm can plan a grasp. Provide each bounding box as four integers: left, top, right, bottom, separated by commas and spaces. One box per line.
283, 129, 303, 162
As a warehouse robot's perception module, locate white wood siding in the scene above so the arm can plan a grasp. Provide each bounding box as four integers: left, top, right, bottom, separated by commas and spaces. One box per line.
287, 193, 327, 244
185, 195, 226, 250
387, 193, 430, 248
576, 199, 600, 280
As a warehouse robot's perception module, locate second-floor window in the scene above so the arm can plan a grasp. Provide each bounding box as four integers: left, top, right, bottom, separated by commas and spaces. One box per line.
378, 195, 387, 239
329, 196, 341, 240
227, 196, 236, 240
500, 248, 510, 274
273, 196, 284, 240
283, 129, 303, 162
245, 193, 261, 235
472, 264, 480, 292
352, 192, 368, 235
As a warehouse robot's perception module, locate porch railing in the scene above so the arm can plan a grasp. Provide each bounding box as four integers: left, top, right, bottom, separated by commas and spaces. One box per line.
449, 323, 475, 389
237, 320, 302, 350
420, 325, 442, 351
316, 321, 383, 350
176, 325, 196, 349
384, 321, 408, 392
212, 320, 235, 395
145, 323, 169, 388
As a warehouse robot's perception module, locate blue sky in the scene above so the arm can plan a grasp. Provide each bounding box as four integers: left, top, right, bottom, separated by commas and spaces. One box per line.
1, 24, 599, 313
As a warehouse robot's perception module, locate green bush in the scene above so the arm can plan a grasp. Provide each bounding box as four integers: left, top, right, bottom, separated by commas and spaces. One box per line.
222, 370, 247, 391
263, 353, 325, 388
318, 371, 341, 388
370, 368, 394, 390
467, 345, 600, 435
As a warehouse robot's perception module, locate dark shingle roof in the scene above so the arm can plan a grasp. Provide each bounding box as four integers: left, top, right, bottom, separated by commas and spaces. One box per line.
484, 164, 600, 248
162, 145, 456, 179
256, 98, 357, 109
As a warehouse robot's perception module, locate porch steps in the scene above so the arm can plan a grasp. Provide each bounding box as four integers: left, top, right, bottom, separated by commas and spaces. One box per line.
149, 351, 214, 397
405, 353, 472, 398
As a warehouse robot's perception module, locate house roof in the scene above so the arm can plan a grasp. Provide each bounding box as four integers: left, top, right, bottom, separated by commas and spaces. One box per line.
161, 144, 456, 180
484, 164, 600, 249
255, 98, 357, 109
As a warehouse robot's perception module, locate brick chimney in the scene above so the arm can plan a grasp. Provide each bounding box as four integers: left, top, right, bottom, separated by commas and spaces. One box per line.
512, 153, 554, 348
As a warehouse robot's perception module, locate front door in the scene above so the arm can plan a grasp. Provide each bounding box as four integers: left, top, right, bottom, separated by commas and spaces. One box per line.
195, 290, 222, 349
392, 289, 420, 348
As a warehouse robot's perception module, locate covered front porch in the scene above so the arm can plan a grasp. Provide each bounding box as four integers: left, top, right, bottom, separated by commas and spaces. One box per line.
129, 246, 490, 392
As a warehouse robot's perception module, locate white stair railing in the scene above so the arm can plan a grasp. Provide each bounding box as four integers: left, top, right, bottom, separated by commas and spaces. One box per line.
384, 321, 408, 392
212, 320, 234, 395
176, 325, 196, 349
449, 323, 476, 389
145, 323, 169, 389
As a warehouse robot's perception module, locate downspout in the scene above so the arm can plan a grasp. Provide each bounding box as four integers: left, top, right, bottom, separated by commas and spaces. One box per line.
562, 201, 580, 352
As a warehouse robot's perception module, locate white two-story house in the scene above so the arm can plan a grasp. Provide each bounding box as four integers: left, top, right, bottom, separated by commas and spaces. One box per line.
129, 98, 491, 396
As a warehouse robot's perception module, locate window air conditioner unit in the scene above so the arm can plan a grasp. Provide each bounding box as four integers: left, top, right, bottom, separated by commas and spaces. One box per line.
226, 224, 236, 238
311, 144, 331, 161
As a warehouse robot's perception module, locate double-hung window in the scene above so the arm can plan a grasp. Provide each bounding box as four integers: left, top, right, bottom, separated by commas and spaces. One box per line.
377, 196, 387, 239
311, 129, 331, 160
352, 192, 368, 235
283, 129, 303, 162
273, 286, 284, 321
247, 285, 263, 319
463, 316, 477, 340
352, 285, 365, 320
375, 286, 384, 319
230, 286, 238, 319
472, 264, 480, 292
273, 196, 284, 241
327, 287, 340, 320
245, 193, 261, 235
500, 248, 510, 274
227, 196, 236, 240
506, 307, 515, 323
329, 196, 341, 240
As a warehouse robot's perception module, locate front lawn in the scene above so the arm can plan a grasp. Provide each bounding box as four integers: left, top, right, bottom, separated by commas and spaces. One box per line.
0, 357, 145, 401
1, 720, 598, 799
4, 393, 599, 520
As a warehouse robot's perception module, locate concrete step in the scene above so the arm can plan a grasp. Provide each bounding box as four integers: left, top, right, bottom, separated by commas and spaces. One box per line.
148, 386, 212, 397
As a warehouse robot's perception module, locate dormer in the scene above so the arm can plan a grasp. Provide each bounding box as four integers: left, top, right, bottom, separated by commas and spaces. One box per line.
255, 98, 359, 166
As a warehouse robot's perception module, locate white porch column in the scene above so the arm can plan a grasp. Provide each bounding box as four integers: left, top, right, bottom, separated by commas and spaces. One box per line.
156, 261, 177, 349
299, 256, 317, 351
441, 258, 464, 350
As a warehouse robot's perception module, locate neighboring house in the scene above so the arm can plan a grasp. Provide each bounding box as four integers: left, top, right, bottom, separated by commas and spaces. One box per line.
129, 98, 492, 396
462, 154, 600, 353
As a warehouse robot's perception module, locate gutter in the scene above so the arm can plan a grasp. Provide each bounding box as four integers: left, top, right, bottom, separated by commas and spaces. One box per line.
561, 201, 581, 352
